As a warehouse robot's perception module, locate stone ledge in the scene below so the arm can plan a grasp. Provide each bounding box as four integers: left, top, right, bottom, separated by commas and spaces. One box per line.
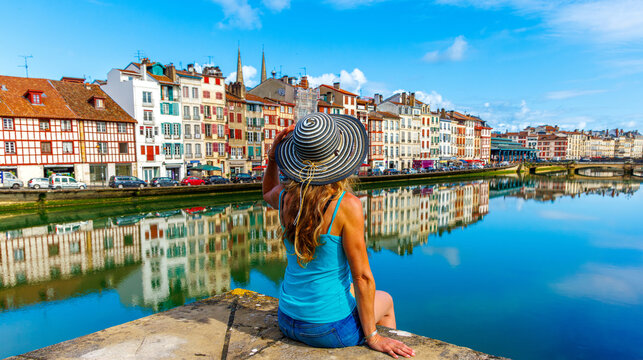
9, 289, 509, 360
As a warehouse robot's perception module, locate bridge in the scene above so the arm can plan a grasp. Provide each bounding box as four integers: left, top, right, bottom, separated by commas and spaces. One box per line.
522, 161, 643, 180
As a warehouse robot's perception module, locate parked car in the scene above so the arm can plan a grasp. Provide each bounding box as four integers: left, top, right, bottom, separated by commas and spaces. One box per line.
408, 168, 418, 174
231, 173, 256, 183
181, 176, 205, 186
149, 177, 179, 187
50, 176, 87, 190
109, 175, 147, 188
370, 168, 383, 176
384, 168, 400, 175
1, 171, 23, 189
205, 175, 230, 184
28, 177, 50, 189
499, 161, 510, 166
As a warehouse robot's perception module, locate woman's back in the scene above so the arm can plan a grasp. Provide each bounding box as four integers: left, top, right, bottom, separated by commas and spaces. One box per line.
278, 190, 356, 323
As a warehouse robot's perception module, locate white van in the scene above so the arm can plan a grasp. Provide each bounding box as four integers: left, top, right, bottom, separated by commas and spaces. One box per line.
49, 176, 87, 190
1, 171, 23, 189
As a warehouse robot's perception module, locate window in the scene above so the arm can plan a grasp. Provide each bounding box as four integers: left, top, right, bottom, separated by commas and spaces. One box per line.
216, 107, 223, 119
3, 118, 14, 130
4, 141, 16, 154
163, 123, 172, 136
194, 124, 200, 137
184, 124, 191, 137
206, 143, 213, 156
183, 105, 190, 119
41, 141, 52, 154
183, 86, 189, 98
218, 125, 225, 138
39, 120, 50, 131
205, 124, 212, 137
144, 110, 153, 122
216, 92, 223, 100
119, 142, 128, 154
193, 106, 200, 119
195, 144, 201, 156
97, 142, 108, 154
61, 120, 72, 131
142, 91, 152, 104
117, 123, 127, 133
96, 122, 106, 132
173, 123, 180, 136
192, 87, 199, 99
63, 142, 73, 154
185, 143, 192, 156
95, 98, 104, 109
203, 91, 210, 98
145, 127, 154, 140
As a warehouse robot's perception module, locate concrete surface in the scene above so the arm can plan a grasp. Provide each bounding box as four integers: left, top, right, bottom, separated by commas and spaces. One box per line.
8, 289, 509, 360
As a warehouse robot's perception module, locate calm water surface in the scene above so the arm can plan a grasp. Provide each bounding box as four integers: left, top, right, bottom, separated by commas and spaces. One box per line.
1, 175, 642, 359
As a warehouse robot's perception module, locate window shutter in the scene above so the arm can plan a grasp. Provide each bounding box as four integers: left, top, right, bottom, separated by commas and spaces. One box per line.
180, 144, 184, 155
141, 146, 145, 154
200, 105, 204, 114
155, 146, 160, 155
201, 123, 205, 133
177, 124, 181, 136
242, 147, 246, 156
204, 77, 209, 84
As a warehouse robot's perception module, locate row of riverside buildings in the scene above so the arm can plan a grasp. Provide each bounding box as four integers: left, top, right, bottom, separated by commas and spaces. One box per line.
497, 125, 643, 161
1, 49, 639, 185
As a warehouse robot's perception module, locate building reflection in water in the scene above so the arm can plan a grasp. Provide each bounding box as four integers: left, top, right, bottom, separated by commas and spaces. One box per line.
0, 177, 639, 312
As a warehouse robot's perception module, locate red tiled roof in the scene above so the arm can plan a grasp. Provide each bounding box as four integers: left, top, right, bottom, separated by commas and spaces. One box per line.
0, 76, 76, 119
149, 74, 175, 85
319, 84, 357, 97
246, 93, 278, 105
51, 80, 135, 123
225, 92, 245, 102
317, 100, 342, 108
176, 70, 202, 78
376, 111, 400, 119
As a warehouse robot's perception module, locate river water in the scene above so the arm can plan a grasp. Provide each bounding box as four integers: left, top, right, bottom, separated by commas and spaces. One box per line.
1, 175, 642, 359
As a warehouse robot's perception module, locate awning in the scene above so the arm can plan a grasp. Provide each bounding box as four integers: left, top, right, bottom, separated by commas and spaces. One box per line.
192, 164, 221, 171
252, 165, 267, 171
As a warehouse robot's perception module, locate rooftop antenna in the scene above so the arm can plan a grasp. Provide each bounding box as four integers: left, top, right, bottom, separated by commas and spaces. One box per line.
300, 67, 307, 76
207, 55, 214, 65
18, 55, 33, 78
279, 65, 282, 78
134, 50, 144, 61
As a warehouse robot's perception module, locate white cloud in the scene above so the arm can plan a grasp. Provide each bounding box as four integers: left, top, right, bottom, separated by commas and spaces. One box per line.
226, 65, 259, 87
323, 0, 389, 9
423, 35, 468, 62
435, 0, 643, 44
539, 210, 598, 221
262, 0, 290, 11
307, 68, 368, 94
545, 89, 607, 100
212, 0, 261, 30
393, 89, 454, 109
553, 264, 643, 305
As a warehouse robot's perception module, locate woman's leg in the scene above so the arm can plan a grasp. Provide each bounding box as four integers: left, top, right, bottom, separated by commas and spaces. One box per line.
374, 290, 396, 329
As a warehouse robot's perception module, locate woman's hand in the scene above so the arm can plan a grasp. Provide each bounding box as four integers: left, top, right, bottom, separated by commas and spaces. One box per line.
366, 333, 415, 358
268, 125, 295, 161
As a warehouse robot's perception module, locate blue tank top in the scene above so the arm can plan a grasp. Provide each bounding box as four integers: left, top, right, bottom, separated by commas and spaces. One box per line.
278, 190, 356, 323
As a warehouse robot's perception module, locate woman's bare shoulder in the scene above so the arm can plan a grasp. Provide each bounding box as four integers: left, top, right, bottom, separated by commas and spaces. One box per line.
339, 193, 364, 217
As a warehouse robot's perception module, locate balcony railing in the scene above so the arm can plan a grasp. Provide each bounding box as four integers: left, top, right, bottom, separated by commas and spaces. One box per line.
185, 153, 193, 159
194, 134, 201, 139
195, 153, 202, 158
143, 116, 154, 123
184, 134, 192, 139
145, 137, 155, 143
142, 101, 154, 108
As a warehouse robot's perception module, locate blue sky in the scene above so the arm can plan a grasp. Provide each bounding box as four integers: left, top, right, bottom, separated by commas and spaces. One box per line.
2, 0, 642, 132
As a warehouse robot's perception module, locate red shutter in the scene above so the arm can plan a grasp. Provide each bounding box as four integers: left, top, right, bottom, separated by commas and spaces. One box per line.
242, 147, 246, 155
204, 77, 209, 84
224, 124, 229, 133
155, 146, 160, 155
201, 123, 205, 133
224, 108, 229, 116
225, 144, 230, 153
200, 105, 204, 114
215, 78, 221, 85
141, 145, 145, 154
236, 129, 241, 139
237, 113, 241, 122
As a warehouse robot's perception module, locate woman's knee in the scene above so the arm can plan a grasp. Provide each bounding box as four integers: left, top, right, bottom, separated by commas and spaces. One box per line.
377, 290, 394, 311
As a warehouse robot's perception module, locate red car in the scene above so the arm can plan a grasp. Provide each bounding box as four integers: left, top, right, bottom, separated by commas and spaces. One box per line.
180, 176, 205, 186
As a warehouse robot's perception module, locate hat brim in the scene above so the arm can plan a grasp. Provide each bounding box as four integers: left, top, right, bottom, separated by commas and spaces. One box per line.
275, 114, 368, 185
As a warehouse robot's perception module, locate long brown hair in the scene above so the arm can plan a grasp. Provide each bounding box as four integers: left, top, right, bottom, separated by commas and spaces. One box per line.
281, 178, 353, 267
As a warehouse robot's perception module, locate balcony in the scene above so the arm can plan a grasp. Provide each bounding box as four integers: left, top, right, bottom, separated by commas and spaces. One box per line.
183, 115, 191, 120
184, 134, 192, 139
145, 137, 155, 143
193, 115, 201, 120
194, 134, 201, 139
164, 135, 172, 140
195, 153, 202, 158
185, 153, 193, 159
142, 101, 154, 108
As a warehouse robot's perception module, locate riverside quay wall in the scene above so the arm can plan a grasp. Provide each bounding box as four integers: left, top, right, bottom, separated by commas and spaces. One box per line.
0, 166, 517, 210
9, 289, 509, 360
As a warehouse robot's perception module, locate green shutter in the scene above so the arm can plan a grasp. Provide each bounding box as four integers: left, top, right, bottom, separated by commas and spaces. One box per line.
176, 124, 181, 136
180, 144, 184, 155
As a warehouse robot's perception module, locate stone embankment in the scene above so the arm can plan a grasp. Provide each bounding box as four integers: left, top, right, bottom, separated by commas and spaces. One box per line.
9, 289, 508, 360
0, 166, 516, 211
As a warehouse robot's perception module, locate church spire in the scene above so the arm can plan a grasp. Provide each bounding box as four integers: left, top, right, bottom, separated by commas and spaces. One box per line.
236, 46, 244, 85
260, 47, 267, 83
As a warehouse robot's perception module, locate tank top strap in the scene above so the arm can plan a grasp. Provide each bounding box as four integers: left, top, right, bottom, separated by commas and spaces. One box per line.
278, 189, 286, 230
326, 191, 346, 235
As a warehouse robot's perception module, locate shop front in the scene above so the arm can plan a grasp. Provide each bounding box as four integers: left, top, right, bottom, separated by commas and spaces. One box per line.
165, 163, 182, 180
45, 164, 75, 178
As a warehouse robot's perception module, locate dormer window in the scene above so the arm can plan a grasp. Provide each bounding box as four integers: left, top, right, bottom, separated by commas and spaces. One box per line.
25, 90, 44, 105
92, 96, 105, 109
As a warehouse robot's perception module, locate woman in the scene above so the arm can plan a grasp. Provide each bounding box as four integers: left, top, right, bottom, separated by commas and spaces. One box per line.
263, 113, 415, 358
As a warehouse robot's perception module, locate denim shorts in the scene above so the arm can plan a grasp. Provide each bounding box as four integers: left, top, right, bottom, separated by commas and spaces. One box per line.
278, 306, 365, 348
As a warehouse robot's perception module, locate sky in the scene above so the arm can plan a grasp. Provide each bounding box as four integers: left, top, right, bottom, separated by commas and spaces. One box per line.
2, 0, 643, 132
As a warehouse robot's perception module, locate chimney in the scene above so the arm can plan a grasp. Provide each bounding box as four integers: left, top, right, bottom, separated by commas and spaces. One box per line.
333, 82, 340, 89
272, 70, 277, 79
187, 63, 195, 73
374, 93, 381, 105
299, 76, 309, 89
141, 63, 148, 81
410, 92, 416, 106
401, 92, 407, 105
166, 64, 177, 82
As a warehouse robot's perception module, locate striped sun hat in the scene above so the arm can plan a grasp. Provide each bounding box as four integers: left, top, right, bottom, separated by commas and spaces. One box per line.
275, 112, 368, 186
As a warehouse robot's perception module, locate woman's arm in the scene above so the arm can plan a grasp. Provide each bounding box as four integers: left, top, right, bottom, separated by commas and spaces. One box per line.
341, 195, 414, 358
263, 125, 294, 209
